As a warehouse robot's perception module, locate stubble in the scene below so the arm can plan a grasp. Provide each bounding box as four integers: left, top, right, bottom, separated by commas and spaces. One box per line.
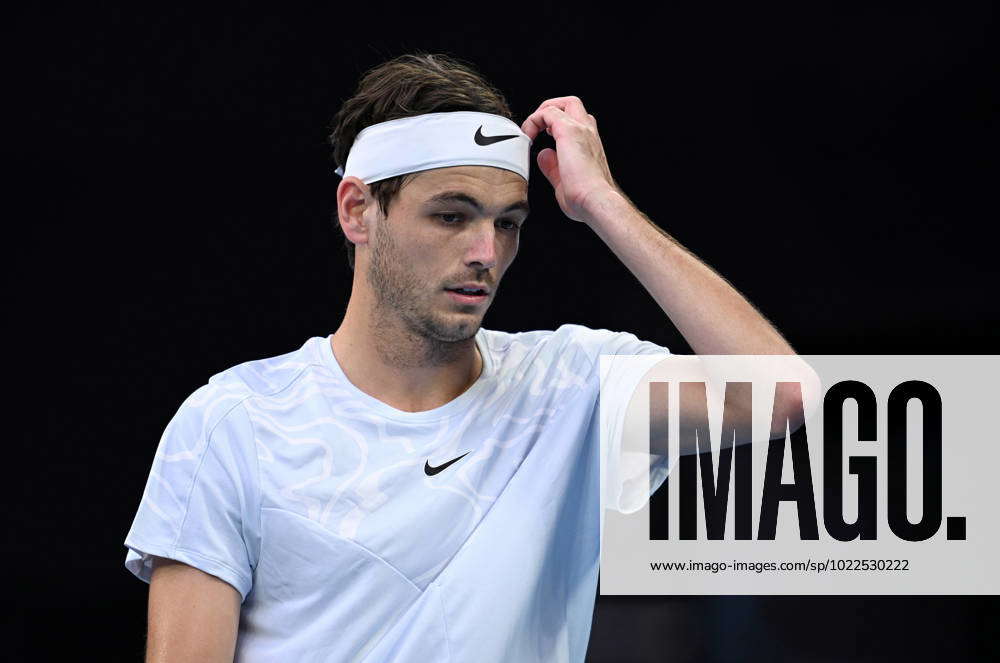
366, 216, 479, 366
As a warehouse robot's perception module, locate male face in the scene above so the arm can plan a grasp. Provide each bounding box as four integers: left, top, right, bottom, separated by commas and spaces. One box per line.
365, 165, 529, 343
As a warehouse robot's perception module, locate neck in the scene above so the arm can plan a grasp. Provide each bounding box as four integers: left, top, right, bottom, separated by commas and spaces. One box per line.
330, 294, 483, 413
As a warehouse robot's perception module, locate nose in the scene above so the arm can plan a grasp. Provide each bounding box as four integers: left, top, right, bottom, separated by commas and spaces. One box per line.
465, 221, 498, 271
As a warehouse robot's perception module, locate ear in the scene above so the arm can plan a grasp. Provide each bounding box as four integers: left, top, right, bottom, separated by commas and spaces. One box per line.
337, 176, 373, 247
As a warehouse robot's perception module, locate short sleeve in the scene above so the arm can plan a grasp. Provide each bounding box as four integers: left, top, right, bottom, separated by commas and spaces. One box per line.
123, 383, 261, 602
566, 325, 673, 515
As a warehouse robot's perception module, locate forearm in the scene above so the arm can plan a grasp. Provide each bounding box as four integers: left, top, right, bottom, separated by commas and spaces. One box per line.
584, 188, 795, 356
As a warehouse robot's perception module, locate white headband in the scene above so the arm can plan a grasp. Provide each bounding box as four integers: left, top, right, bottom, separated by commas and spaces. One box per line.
334, 111, 532, 184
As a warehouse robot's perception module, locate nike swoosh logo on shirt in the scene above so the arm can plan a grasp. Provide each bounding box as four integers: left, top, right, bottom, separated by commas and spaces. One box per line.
424, 452, 470, 476
474, 126, 519, 146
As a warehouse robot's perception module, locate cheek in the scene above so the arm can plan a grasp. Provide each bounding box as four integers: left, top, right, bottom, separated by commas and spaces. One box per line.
404, 243, 446, 281
500, 235, 519, 269
385, 226, 437, 270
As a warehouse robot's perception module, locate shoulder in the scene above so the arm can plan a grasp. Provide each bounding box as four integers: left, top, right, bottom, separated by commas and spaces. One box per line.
212, 337, 324, 396
167, 337, 326, 442
478, 324, 669, 382
477, 324, 588, 363
480, 324, 668, 360
478, 323, 609, 348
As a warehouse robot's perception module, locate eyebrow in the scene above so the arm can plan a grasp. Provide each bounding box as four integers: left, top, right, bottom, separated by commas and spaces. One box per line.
426, 191, 530, 217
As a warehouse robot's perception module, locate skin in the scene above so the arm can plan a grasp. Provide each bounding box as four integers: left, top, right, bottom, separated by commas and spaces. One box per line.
332, 96, 814, 436
331, 96, 805, 422
332, 165, 529, 412
517, 96, 811, 440
146, 95, 812, 660
147, 557, 241, 662
520, 96, 795, 356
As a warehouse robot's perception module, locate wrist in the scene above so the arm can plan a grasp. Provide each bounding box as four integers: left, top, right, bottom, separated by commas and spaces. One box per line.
580, 186, 633, 230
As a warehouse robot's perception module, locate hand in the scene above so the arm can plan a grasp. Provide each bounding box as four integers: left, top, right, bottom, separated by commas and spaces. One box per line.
521, 96, 622, 225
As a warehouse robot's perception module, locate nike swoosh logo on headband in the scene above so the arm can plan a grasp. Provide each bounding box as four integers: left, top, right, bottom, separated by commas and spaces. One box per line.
474, 126, 519, 146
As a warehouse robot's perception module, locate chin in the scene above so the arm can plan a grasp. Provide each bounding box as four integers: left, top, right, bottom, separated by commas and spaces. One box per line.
425, 315, 482, 342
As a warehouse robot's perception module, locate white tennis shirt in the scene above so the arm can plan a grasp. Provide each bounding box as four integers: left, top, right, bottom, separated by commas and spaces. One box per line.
124, 324, 671, 662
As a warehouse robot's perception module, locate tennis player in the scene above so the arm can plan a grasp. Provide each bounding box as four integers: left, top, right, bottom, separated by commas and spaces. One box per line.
123, 53, 797, 662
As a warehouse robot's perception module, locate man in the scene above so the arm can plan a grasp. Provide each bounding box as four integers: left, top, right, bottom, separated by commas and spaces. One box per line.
124, 53, 797, 661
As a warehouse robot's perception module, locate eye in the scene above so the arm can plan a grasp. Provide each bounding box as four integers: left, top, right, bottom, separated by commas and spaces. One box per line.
436, 213, 464, 224
496, 218, 521, 231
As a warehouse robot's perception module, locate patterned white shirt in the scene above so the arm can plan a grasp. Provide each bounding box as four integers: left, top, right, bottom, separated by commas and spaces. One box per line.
124, 324, 670, 662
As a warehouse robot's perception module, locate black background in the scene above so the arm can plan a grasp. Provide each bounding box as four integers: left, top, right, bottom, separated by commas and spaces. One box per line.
15, 2, 998, 661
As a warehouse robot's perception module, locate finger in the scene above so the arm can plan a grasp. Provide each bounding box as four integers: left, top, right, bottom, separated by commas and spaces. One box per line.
536, 96, 590, 123
521, 105, 575, 141
521, 97, 585, 137
520, 107, 550, 140
536, 147, 560, 190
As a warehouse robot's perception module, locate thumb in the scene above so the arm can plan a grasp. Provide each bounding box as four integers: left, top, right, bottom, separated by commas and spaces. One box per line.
536, 148, 560, 189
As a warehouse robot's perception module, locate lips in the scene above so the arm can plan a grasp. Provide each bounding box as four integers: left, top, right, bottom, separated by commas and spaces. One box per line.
445, 287, 489, 305
445, 283, 490, 296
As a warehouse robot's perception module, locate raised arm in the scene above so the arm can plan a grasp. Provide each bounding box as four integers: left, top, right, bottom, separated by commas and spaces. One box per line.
521, 96, 812, 443
520, 95, 794, 357
145, 556, 241, 663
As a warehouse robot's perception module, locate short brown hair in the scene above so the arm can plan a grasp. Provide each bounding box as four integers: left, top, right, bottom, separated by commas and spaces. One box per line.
327, 52, 514, 271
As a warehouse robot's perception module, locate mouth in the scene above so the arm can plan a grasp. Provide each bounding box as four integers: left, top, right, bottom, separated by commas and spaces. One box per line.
444, 286, 490, 305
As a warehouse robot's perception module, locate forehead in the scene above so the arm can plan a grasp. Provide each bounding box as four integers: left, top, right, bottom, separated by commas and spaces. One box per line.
403, 166, 527, 202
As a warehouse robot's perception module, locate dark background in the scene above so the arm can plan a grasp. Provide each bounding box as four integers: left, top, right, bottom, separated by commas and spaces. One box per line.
15, 2, 997, 661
